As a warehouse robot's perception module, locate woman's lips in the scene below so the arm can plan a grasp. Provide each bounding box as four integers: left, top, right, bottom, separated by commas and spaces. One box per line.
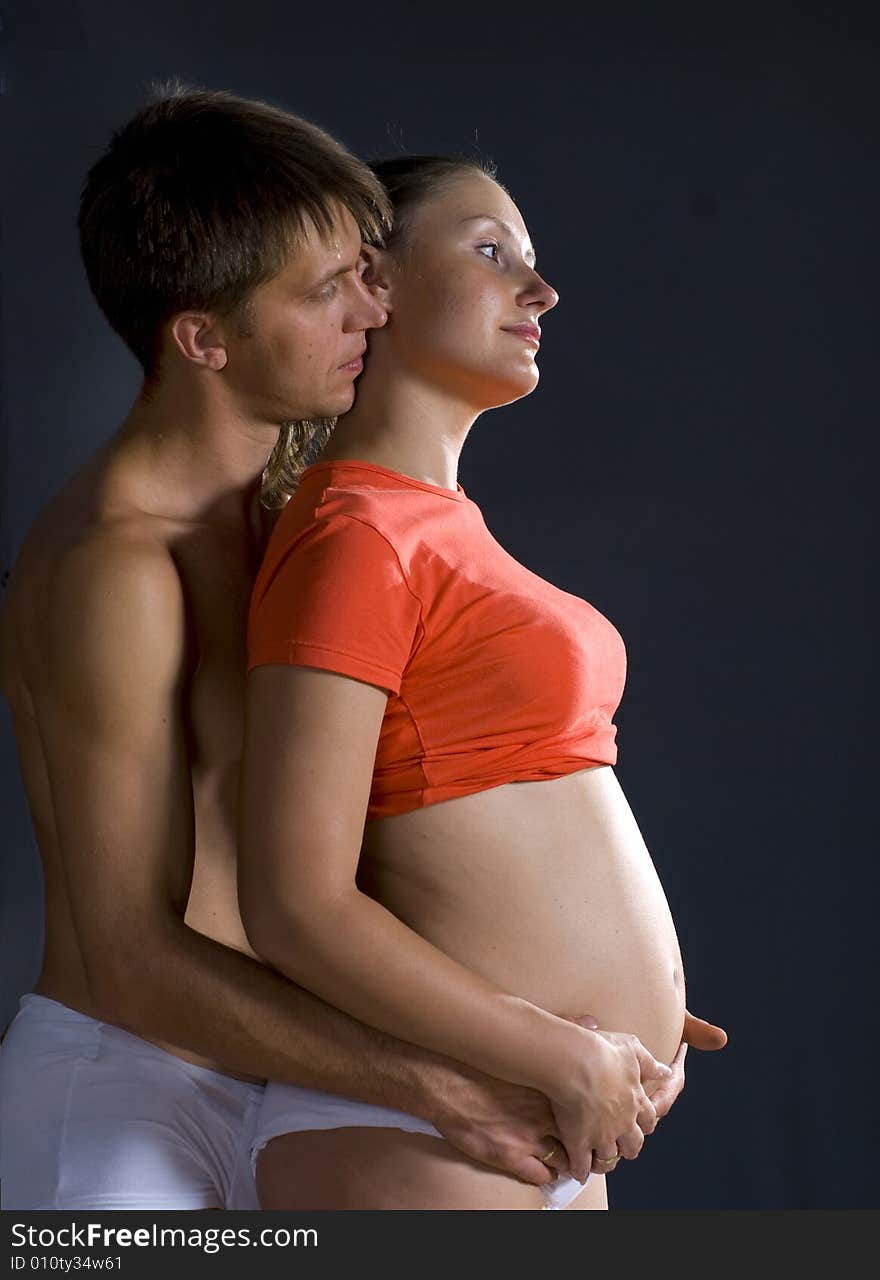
339, 355, 364, 373
502, 324, 541, 349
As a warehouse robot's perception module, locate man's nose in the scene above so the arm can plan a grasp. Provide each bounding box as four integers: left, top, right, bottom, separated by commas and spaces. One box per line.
352, 274, 388, 330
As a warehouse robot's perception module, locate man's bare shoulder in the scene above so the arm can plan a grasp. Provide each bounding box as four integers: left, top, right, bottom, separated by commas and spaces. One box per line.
3, 513, 189, 708
60, 520, 181, 591
55, 521, 189, 658
18, 511, 183, 618
6, 443, 185, 613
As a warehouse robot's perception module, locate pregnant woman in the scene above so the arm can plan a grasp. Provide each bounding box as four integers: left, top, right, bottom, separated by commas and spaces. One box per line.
239, 156, 722, 1209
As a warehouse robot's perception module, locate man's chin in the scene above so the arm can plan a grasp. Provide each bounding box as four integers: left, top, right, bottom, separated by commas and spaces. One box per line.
282, 402, 350, 425
325, 390, 358, 419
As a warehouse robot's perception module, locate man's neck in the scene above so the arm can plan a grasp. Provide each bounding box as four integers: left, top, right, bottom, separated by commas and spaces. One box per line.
114, 381, 281, 533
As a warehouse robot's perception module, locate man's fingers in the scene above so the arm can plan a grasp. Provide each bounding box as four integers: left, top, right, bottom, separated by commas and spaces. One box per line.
591, 1147, 622, 1174
682, 1010, 728, 1050
530, 1135, 571, 1178
508, 1154, 559, 1187
537, 1141, 571, 1177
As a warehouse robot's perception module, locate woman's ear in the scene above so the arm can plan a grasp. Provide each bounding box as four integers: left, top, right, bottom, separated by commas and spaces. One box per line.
359, 244, 395, 313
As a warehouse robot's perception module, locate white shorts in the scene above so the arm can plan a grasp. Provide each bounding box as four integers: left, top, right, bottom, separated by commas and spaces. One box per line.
0, 994, 264, 1210
254, 1082, 589, 1210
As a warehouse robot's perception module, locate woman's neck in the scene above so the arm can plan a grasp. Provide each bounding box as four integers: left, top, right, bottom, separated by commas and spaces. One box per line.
319, 363, 480, 492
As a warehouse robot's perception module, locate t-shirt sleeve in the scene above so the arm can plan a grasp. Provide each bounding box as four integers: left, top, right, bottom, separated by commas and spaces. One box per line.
247, 513, 423, 695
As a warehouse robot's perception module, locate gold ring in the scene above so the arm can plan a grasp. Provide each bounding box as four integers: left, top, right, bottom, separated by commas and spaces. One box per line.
595, 1153, 620, 1164
539, 1146, 558, 1164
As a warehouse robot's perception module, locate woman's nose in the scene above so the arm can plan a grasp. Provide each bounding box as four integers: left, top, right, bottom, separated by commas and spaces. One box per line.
534, 274, 559, 313
519, 268, 559, 314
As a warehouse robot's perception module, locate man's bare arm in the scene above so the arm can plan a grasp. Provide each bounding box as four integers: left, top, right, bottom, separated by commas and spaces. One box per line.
29, 535, 559, 1186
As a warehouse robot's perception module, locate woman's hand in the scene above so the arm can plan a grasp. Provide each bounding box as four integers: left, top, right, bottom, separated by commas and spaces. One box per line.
543, 1023, 671, 1183
642, 1009, 729, 1120
593, 1008, 729, 1173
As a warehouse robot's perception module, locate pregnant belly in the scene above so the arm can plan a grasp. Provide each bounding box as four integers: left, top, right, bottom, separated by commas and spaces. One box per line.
361, 766, 686, 1066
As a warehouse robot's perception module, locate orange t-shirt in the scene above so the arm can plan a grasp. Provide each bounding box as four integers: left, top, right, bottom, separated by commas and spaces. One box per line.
247, 460, 626, 820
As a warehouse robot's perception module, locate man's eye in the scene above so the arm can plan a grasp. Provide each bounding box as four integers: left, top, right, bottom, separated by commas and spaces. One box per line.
477, 242, 500, 261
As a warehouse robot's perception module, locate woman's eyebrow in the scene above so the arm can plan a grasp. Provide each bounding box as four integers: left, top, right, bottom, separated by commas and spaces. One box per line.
458, 215, 536, 267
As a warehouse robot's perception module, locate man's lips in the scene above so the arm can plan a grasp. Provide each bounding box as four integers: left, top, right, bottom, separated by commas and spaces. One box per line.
339, 348, 366, 371
502, 323, 541, 348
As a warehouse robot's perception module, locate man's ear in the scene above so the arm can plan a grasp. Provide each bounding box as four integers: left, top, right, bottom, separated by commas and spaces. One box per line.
359, 244, 395, 313
168, 312, 229, 371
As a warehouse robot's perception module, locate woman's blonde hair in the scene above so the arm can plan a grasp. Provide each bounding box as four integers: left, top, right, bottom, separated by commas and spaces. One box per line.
260, 417, 336, 510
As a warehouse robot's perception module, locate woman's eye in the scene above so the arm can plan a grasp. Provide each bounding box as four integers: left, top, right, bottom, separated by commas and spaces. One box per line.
477, 242, 500, 261
313, 281, 338, 301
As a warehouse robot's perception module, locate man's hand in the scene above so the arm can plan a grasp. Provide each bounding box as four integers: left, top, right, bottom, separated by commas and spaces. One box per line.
644, 1010, 728, 1120
427, 1015, 601, 1187
430, 1069, 569, 1188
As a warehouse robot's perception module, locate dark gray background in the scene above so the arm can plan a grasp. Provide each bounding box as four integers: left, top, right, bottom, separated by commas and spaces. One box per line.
1, 0, 877, 1209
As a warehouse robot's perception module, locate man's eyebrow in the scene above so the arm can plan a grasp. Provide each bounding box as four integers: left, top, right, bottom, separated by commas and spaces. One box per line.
303, 260, 356, 293
301, 234, 364, 293
459, 215, 536, 266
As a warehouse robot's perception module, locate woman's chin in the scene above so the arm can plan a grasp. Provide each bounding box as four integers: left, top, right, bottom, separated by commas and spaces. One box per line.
481, 368, 541, 410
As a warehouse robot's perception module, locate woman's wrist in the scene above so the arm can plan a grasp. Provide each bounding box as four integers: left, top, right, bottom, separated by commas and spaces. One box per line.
516, 1012, 596, 1099
486, 996, 587, 1096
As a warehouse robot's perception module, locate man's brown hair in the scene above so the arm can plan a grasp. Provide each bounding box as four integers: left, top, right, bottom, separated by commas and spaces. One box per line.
78, 82, 391, 381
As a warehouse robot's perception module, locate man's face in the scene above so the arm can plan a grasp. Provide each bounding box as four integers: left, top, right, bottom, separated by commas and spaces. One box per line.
223, 202, 387, 424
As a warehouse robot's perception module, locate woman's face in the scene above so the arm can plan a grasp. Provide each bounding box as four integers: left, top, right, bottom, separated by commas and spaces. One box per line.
378, 171, 559, 410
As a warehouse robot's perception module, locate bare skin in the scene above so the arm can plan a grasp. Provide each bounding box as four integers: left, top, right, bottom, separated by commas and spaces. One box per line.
2, 191, 725, 1209
0, 204, 610, 1193
240, 173, 727, 1210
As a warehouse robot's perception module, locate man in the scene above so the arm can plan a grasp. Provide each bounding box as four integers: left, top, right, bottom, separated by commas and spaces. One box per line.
0, 85, 724, 1211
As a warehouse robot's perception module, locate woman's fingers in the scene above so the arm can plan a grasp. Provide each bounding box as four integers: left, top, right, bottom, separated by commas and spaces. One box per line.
646, 1042, 686, 1118
563, 1012, 600, 1031
591, 1118, 646, 1172
550, 1030, 670, 1183
614, 1123, 645, 1160
632, 1038, 673, 1085
558, 1128, 594, 1184
636, 1093, 659, 1134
